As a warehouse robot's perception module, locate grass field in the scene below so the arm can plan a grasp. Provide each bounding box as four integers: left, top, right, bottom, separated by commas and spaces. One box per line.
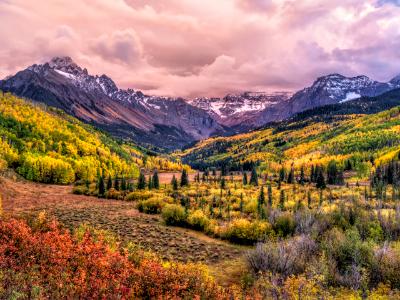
0, 172, 245, 278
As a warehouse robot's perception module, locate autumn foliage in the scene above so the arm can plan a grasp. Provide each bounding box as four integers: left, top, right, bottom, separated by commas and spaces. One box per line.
0, 216, 226, 299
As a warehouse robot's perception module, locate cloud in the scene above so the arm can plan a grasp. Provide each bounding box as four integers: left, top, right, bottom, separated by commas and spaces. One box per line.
0, 0, 399, 97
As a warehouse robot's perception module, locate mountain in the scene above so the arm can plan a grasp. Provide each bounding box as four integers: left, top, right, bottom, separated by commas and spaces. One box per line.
189, 91, 291, 127
248, 73, 400, 128
0, 57, 224, 150
181, 88, 400, 170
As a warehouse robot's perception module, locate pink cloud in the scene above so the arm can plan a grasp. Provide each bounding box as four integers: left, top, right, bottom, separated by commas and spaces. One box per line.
0, 0, 399, 97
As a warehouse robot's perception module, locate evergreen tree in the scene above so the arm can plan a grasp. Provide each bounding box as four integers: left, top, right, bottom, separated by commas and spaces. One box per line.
148, 176, 153, 190
316, 167, 326, 189
114, 176, 120, 191
98, 176, 105, 197
121, 177, 127, 191
137, 172, 146, 190
250, 168, 258, 186
106, 175, 112, 190
310, 165, 316, 183
307, 190, 312, 208
242, 172, 248, 185
287, 168, 294, 184
180, 169, 189, 187
267, 183, 273, 206
279, 167, 286, 183
171, 175, 178, 190
279, 190, 285, 210
257, 186, 265, 218
299, 166, 305, 185
152, 170, 160, 189
220, 177, 226, 189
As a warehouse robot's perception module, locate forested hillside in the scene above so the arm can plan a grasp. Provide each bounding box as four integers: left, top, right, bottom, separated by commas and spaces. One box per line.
181, 104, 400, 178
0, 92, 184, 184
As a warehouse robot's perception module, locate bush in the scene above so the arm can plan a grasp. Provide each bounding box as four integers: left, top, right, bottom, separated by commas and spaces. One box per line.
223, 218, 272, 244
187, 210, 210, 231
137, 198, 165, 214
271, 213, 296, 237
72, 185, 88, 195
162, 204, 187, 226
247, 235, 318, 277
126, 191, 153, 201
105, 188, 123, 200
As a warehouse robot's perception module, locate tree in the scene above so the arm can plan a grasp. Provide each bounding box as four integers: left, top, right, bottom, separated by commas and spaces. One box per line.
299, 166, 305, 185
267, 183, 273, 206
106, 175, 112, 190
220, 177, 226, 189
250, 168, 258, 186
148, 176, 153, 190
243, 172, 248, 185
180, 169, 189, 187
137, 172, 146, 190
327, 160, 344, 185
98, 176, 105, 197
121, 177, 127, 191
114, 176, 120, 191
279, 167, 286, 183
153, 170, 160, 189
171, 175, 178, 191
279, 190, 285, 210
287, 168, 294, 184
316, 166, 326, 189
257, 186, 266, 218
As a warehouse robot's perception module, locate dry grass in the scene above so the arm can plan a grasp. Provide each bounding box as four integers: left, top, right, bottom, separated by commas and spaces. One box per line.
0, 174, 244, 265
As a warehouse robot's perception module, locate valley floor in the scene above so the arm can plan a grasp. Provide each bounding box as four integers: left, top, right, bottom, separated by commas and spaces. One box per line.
0, 172, 246, 286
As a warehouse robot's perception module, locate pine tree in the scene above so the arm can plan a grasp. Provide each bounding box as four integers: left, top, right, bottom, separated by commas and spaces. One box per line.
239, 193, 244, 212
114, 176, 120, 191
257, 186, 265, 218
137, 172, 146, 190
319, 190, 323, 206
268, 183, 273, 206
220, 177, 226, 189
279, 190, 285, 210
299, 165, 305, 185
279, 167, 286, 183
106, 175, 112, 190
242, 172, 248, 185
180, 169, 189, 187
316, 167, 326, 189
250, 168, 258, 186
148, 175, 153, 190
171, 175, 178, 190
98, 176, 105, 197
121, 177, 127, 191
287, 168, 294, 184
153, 170, 160, 189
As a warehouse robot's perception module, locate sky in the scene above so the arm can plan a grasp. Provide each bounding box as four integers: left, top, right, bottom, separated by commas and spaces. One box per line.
0, 0, 400, 98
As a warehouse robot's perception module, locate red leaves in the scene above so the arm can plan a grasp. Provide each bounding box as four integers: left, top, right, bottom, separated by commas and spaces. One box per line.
0, 217, 227, 299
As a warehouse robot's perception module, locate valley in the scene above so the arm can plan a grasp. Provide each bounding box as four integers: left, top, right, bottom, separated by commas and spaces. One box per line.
2, 63, 400, 299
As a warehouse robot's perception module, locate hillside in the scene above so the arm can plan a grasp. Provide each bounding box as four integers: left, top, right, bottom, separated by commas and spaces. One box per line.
181, 97, 400, 175
0, 92, 183, 184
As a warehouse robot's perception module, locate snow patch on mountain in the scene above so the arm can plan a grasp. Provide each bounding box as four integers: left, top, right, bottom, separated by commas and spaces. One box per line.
340, 92, 361, 103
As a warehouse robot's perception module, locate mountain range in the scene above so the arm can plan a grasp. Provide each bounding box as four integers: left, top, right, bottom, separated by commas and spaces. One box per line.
1, 56, 400, 150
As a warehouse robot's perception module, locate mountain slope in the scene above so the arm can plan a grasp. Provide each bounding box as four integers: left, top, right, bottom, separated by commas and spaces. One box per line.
0, 92, 183, 184
189, 91, 291, 127
242, 73, 400, 128
180, 90, 400, 172
0, 57, 224, 150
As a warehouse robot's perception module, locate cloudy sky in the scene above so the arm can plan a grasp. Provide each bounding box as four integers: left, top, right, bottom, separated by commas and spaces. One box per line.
0, 0, 400, 97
